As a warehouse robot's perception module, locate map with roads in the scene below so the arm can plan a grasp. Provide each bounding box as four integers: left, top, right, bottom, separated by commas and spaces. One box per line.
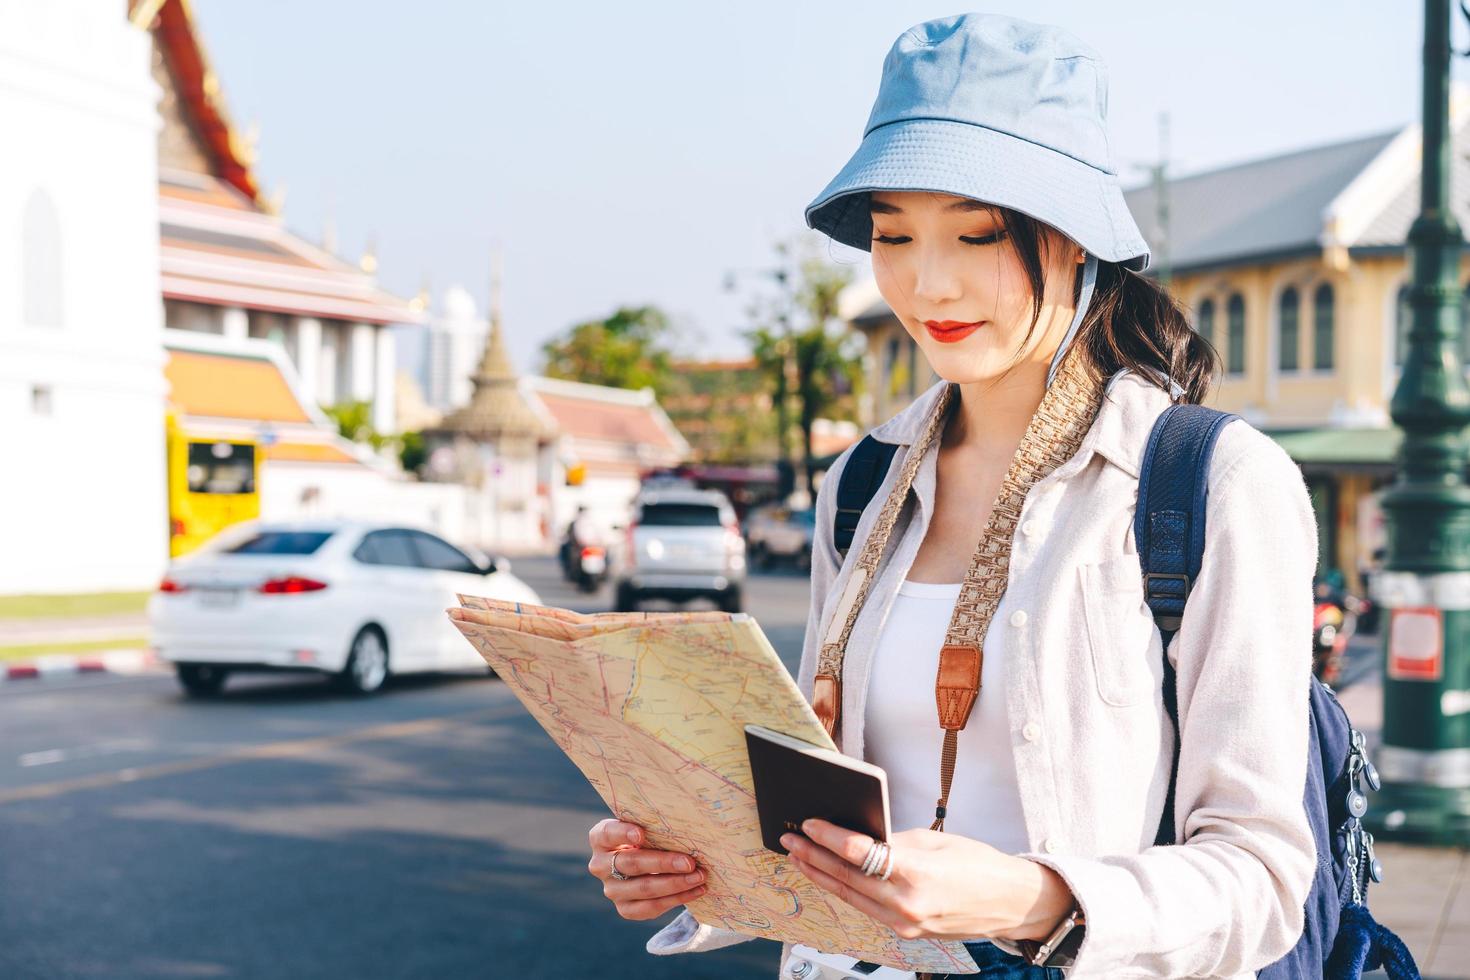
450, 595, 975, 974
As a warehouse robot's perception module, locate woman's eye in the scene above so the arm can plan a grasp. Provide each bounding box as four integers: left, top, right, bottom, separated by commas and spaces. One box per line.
870, 231, 1007, 246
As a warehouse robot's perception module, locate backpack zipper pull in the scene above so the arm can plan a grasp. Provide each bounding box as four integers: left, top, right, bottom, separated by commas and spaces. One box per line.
1364, 830, 1384, 884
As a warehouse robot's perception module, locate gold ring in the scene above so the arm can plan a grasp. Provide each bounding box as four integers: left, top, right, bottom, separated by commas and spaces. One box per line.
609, 850, 630, 880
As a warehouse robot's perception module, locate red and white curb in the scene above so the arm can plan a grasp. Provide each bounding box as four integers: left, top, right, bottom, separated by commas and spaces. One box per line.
2, 649, 161, 682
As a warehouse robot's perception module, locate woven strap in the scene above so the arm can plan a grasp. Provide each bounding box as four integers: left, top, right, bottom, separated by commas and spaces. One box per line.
814, 348, 1104, 829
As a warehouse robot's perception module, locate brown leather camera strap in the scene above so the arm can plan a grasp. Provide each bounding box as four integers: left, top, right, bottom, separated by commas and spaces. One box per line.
813, 348, 1103, 831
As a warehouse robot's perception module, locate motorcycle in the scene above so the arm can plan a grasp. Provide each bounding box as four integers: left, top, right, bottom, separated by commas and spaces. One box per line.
570, 543, 609, 594
1312, 576, 1359, 686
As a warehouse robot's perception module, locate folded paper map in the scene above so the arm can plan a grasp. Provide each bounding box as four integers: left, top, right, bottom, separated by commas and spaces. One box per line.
448, 596, 976, 974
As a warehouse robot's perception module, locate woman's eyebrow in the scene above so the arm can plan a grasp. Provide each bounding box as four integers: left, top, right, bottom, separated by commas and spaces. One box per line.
868, 200, 991, 215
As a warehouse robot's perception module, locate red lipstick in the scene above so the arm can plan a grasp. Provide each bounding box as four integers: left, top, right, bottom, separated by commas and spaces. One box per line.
924, 320, 984, 344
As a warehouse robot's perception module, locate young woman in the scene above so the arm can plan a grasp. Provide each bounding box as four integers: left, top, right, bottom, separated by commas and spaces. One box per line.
586, 14, 1317, 979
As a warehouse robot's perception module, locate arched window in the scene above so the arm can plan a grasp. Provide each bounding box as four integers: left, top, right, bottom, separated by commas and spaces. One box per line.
1313, 283, 1334, 371
1226, 293, 1246, 376
1196, 297, 1215, 343
22, 190, 63, 327
1395, 285, 1411, 367
1278, 287, 1300, 372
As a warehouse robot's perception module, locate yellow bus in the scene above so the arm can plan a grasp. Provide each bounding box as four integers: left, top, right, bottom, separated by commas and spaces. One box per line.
166, 411, 262, 557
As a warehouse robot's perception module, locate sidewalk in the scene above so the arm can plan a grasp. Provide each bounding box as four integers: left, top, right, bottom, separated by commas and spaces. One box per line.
1336, 655, 1470, 978
0, 612, 147, 647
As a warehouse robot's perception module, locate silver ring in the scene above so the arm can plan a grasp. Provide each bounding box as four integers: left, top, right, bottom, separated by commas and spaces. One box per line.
609, 850, 630, 881
860, 840, 889, 878
880, 846, 895, 881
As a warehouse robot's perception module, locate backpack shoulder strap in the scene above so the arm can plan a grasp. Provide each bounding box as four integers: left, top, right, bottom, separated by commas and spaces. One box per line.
1135, 404, 1240, 645
1136, 403, 1239, 846
833, 435, 900, 561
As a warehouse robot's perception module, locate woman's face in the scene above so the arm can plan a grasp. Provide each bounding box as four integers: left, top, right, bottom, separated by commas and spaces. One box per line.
868, 191, 1085, 385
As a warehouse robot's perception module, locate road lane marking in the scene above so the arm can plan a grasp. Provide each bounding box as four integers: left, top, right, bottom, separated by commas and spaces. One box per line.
19, 738, 151, 767
0, 706, 519, 805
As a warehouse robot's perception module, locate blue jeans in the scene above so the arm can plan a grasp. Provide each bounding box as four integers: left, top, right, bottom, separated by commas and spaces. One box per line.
928, 941, 1063, 979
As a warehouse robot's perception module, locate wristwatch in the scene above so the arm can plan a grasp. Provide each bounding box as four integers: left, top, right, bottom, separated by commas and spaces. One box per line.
1019, 906, 1085, 968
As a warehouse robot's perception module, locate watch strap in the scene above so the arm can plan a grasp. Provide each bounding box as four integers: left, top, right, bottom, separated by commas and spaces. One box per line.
1019, 907, 1086, 968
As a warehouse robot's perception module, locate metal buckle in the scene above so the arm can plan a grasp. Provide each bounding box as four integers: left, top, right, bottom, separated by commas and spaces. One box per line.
1144, 572, 1191, 632
1143, 571, 1192, 600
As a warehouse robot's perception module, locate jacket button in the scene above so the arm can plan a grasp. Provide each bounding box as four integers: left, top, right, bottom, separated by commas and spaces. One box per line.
1042, 838, 1059, 854
1021, 722, 1041, 742
1009, 610, 1028, 628
1021, 520, 1038, 537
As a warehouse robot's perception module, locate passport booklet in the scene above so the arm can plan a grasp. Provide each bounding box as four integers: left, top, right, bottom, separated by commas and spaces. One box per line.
743, 723, 892, 856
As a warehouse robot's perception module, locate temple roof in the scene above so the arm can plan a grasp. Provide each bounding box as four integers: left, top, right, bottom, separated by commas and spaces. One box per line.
163, 329, 374, 467
135, 0, 422, 326
431, 272, 551, 440
521, 376, 689, 473
130, 0, 258, 202
159, 171, 423, 324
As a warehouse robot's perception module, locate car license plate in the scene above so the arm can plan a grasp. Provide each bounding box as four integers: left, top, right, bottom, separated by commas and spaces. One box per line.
197, 588, 241, 608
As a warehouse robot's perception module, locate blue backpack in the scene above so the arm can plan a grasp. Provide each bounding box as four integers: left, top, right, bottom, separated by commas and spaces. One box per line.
832, 404, 1420, 978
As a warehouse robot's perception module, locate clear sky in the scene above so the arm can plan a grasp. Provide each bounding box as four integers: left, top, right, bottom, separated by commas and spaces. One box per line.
190, 1, 1445, 372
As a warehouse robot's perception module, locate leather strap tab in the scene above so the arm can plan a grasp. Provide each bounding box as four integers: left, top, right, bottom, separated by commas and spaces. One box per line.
812, 673, 840, 738
935, 644, 981, 730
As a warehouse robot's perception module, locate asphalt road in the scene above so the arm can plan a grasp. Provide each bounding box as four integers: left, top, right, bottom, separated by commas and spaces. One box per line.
0, 557, 815, 980
0, 556, 1384, 980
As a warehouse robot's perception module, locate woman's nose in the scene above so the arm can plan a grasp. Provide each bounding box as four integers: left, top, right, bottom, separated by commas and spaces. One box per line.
910, 251, 964, 306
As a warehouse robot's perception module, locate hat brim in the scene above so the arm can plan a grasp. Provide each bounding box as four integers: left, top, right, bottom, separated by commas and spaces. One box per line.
805, 118, 1150, 273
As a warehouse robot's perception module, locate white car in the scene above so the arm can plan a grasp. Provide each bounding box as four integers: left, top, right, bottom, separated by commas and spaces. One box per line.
613, 489, 746, 612
148, 520, 540, 697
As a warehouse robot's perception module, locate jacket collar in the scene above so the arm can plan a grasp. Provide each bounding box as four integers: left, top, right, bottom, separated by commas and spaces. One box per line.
867, 369, 1176, 480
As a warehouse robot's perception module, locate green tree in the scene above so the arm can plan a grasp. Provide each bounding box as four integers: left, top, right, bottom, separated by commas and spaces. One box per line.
539, 305, 680, 395
661, 359, 777, 465
741, 240, 865, 499
397, 430, 427, 474
324, 400, 433, 476
324, 400, 384, 450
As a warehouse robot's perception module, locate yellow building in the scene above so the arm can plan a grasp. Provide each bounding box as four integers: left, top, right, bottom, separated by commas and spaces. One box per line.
840, 104, 1470, 593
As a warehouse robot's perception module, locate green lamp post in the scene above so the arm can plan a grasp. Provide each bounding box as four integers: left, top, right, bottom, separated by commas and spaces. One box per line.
1366, 0, 1470, 846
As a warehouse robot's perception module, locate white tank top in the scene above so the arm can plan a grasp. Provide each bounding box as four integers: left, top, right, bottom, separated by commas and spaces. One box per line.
862, 578, 1030, 854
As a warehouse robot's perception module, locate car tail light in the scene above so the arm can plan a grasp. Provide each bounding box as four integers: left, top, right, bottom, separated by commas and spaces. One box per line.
158, 577, 189, 594
258, 575, 328, 595
169, 518, 186, 538
580, 545, 605, 559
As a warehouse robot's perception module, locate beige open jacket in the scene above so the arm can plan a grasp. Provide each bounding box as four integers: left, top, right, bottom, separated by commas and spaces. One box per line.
648, 369, 1319, 978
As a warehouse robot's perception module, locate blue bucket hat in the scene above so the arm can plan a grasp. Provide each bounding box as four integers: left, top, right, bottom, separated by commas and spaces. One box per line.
804, 13, 1151, 273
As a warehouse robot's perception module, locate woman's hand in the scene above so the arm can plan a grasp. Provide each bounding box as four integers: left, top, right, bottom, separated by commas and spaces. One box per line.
587, 818, 707, 921
781, 819, 1073, 942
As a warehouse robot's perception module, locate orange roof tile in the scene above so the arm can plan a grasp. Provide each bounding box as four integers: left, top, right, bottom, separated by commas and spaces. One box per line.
534, 392, 680, 450
264, 442, 360, 464
164, 349, 310, 424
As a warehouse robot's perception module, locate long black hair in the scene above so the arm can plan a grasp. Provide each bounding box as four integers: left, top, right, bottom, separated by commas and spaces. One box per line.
987, 204, 1219, 404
